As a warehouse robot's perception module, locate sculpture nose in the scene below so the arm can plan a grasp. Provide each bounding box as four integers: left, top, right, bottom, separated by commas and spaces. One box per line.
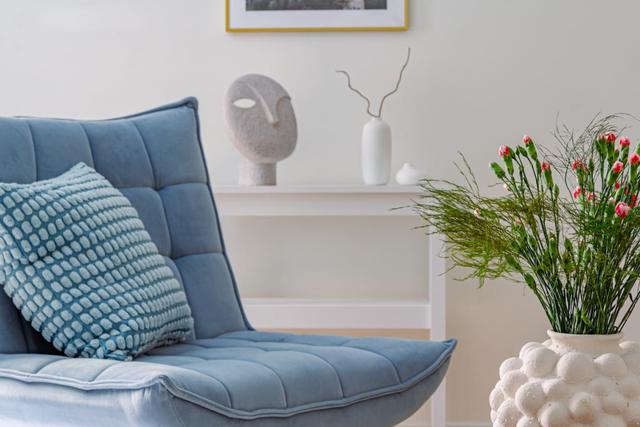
264, 104, 279, 126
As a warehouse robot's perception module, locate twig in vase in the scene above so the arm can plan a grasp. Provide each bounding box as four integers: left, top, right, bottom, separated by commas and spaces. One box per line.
377, 47, 411, 118
335, 70, 375, 117
336, 47, 411, 119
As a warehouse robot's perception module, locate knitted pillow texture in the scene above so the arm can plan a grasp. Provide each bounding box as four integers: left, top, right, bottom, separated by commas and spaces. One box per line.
0, 163, 194, 360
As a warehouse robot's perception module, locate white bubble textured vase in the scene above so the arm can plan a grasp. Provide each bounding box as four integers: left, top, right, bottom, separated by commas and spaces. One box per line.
490, 331, 640, 427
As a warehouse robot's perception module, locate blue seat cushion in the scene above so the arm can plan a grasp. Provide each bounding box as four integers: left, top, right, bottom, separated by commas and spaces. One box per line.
0, 331, 456, 425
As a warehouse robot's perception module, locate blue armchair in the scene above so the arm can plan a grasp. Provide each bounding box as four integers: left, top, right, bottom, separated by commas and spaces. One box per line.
0, 98, 455, 426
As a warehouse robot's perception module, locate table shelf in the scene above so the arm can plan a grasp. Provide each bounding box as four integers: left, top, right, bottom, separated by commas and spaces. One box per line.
212, 185, 421, 216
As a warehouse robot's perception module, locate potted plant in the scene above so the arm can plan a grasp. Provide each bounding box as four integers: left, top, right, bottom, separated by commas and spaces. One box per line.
414, 118, 640, 426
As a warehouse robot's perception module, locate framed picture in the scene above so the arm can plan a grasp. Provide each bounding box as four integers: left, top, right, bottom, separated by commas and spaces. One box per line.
226, 0, 409, 32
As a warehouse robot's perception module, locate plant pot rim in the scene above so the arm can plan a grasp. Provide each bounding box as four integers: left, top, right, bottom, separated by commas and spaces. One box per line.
547, 329, 623, 339
547, 330, 625, 354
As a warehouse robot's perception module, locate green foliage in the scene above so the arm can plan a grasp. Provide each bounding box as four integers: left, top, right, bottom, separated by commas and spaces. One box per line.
414, 117, 640, 334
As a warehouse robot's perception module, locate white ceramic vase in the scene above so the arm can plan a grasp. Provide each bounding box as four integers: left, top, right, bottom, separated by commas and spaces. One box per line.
361, 117, 391, 185
491, 330, 640, 427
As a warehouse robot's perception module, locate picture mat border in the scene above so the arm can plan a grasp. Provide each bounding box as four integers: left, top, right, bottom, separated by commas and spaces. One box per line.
226, 0, 409, 32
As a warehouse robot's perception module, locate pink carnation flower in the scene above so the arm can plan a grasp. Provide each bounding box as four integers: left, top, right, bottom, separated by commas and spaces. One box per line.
541, 162, 551, 172
630, 153, 640, 165
620, 137, 631, 147
605, 132, 617, 143
499, 145, 510, 157
571, 160, 585, 171
522, 135, 532, 145
616, 202, 631, 218
613, 161, 624, 173
573, 186, 582, 199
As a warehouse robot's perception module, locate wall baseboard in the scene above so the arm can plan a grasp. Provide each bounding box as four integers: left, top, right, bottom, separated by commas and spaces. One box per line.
243, 298, 431, 329
399, 422, 491, 427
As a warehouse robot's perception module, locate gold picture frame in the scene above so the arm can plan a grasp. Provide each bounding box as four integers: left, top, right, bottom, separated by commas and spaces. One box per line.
226, 0, 409, 33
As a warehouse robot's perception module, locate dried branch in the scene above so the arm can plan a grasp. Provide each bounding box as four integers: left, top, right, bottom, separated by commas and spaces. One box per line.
336, 70, 376, 118
336, 47, 412, 119
377, 47, 411, 118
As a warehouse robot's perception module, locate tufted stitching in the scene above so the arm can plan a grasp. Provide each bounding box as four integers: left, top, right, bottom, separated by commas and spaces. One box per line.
190, 358, 288, 408
24, 121, 38, 181
33, 358, 71, 375
87, 361, 129, 382
243, 349, 344, 398
130, 121, 157, 190
157, 191, 179, 261
151, 348, 346, 399
182, 337, 402, 383
77, 123, 96, 168
342, 344, 402, 383
216, 336, 352, 346
220, 336, 405, 383
165, 257, 186, 289
194, 372, 234, 408
124, 124, 172, 258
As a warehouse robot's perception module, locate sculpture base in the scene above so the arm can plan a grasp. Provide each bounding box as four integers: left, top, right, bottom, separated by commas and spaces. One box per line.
239, 161, 276, 186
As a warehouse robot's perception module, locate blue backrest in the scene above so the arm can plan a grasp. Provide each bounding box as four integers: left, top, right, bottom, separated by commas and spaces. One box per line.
0, 98, 250, 354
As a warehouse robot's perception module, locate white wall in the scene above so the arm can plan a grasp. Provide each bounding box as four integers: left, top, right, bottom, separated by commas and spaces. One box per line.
3, 0, 640, 423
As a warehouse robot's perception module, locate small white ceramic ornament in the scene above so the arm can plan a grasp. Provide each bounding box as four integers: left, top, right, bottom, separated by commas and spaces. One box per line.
224, 74, 297, 186
395, 163, 426, 185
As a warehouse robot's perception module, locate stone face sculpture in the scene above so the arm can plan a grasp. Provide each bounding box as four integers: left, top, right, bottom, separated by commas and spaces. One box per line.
224, 74, 297, 185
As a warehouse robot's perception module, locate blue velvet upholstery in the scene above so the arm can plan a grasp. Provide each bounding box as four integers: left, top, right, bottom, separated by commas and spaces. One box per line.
0, 99, 249, 355
0, 98, 456, 426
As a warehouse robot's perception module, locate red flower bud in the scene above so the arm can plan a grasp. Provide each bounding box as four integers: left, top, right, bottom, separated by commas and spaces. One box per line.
499, 145, 510, 157
613, 161, 624, 173
573, 186, 582, 199
620, 137, 631, 147
605, 132, 617, 143
541, 162, 551, 172
630, 153, 640, 165
571, 160, 585, 171
522, 135, 532, 145
616, 202, 631, 218
615, 181, 621, 190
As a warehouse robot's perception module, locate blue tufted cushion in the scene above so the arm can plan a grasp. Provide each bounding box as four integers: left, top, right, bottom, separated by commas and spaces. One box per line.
0, 163, 194, 360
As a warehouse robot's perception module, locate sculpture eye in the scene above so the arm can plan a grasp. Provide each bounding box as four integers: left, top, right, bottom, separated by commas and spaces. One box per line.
233, 98, 256, 109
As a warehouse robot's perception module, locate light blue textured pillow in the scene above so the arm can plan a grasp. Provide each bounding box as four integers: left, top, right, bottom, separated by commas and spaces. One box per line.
0, 163, 194, 360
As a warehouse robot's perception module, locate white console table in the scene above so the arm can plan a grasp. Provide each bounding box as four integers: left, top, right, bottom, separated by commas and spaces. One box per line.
213, 185, 448, 427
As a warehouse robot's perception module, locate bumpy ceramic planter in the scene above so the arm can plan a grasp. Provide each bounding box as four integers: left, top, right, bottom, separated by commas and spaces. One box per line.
490, 331, 640, 427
